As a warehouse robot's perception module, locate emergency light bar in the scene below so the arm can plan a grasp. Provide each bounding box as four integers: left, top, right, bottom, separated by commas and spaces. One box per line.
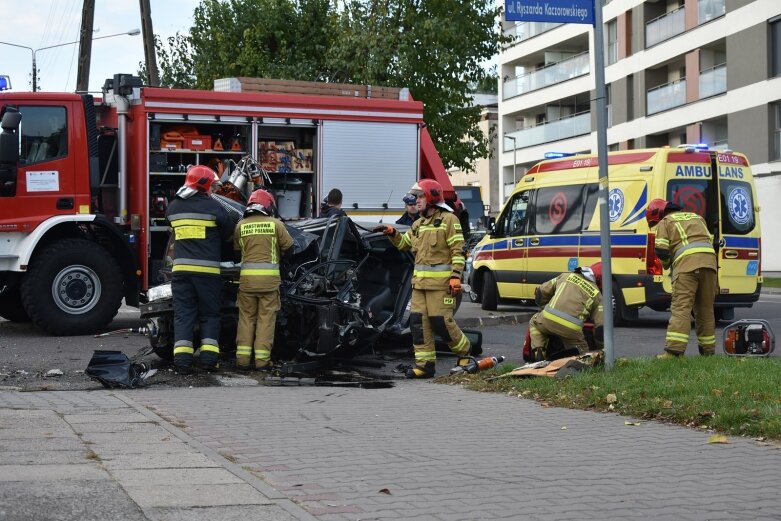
0, 76, 11, 91
544, 151, 576, 159
678, 143, 709, 152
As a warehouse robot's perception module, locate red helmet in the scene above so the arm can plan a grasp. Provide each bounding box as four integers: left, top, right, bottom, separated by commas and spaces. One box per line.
184, 165, 219, 192
590, 261, 602, 290
646, 198, 669, 227
245, 189, 276, 216
411, 179, 452, 211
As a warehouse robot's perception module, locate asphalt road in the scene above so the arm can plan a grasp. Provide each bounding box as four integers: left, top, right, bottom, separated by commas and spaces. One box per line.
2, 294, 779, 391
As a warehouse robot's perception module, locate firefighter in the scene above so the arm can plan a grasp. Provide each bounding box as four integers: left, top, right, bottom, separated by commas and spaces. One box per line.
234, 189, 294, 370
166, 166, 234, 373
528, 263, 604, 360
374, 179, 471, 378
396, 194, 420, 226
646, 198, 718, 357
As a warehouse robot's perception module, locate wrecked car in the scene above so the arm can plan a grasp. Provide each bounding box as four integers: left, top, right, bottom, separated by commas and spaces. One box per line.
141, 210, 425, 370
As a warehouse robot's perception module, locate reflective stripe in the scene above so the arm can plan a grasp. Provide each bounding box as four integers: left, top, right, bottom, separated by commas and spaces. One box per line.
656, 238, 670, 247
171, 219, 217, 228
543, 306, 584, 330
241, 262, 280, 276
447, 234, 464, 245
451, 256, 466, 264
672, 242, 715, 265
255, 349, 271, 360
236, 345, 252, 356
415, 350, 437, 362
666, 331, 690, 343
453, 333, 469, 355
400, 233, 412, 247
201, 344, 220, 354
241, 268, 280, 276
168, 212, 217, 222
174, 345, 194, 355
697, 335, 716, 345
174, 340, 193, 348
173, 258, 221, 267
172, 264, 220, 274
415, 264, 451, 272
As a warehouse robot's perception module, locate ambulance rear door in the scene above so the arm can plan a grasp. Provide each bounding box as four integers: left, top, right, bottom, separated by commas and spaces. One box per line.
712, 151, 760, 296
488, 189, 530, 299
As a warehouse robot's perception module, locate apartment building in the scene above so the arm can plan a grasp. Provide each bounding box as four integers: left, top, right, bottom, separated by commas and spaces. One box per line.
499, 0, 781, 270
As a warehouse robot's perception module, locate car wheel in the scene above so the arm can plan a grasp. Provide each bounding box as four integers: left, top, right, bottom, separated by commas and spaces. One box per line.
714, 307, 734, 323
481, 271, 498, 311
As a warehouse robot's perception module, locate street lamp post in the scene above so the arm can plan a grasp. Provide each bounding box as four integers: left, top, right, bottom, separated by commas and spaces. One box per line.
0, 29, 140, 92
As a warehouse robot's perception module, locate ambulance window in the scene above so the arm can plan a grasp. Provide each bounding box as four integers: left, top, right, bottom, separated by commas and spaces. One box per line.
667, 180, 711, 217
720, 181, 754, 234
19, 106, 67, 165
581, 183, 600, 230
533, 185, 584, 234
498, 191, 529, 237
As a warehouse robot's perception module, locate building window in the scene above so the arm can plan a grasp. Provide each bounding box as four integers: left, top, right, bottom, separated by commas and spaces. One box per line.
606, 20, 618, 65
773, 102, 781, 161
772, 17, 781, 78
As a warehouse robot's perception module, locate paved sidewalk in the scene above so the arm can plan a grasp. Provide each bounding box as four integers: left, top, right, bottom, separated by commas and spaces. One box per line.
2, 386, 780, 520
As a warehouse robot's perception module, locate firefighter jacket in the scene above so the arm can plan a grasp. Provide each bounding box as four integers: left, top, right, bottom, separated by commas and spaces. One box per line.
233, 214, 294, 292
654, 211, 717, 274
536, 272, 604, 333
390, 208, 465, 290
166, 192, 234, 275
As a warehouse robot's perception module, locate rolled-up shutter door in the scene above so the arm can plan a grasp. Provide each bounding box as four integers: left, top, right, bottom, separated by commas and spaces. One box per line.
321, 120, 418, 211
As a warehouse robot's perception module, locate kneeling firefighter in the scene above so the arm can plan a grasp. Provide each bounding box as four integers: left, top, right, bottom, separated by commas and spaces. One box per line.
374, 179, 471, 378
166, 166, 235, 373
234, 190, 294, 370
529, 263, 604, 361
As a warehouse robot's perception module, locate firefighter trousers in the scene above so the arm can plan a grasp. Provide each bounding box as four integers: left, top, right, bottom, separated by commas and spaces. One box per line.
236, 289, 280, 368
172, 274, 222, 369
665, 268, 717, 355
409, 288, 470, 366
528, 311, 589, 356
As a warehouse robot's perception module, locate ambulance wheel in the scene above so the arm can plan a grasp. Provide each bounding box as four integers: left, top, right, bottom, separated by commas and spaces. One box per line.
612, 286, 637, 326
0, 286, 31, 323
20, 239, 123, 336
481, 271, 498, 311
714, 307, 734, 323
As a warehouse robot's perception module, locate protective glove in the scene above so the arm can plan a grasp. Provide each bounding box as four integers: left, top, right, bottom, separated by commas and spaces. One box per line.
372, 225, 397, 236
448, 277, 462, 296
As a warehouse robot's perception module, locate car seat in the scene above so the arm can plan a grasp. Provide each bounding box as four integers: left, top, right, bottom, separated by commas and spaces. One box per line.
357, 263, 392, 325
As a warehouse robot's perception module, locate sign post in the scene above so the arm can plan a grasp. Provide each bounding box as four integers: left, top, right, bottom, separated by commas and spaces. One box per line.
505, 0, 616, 368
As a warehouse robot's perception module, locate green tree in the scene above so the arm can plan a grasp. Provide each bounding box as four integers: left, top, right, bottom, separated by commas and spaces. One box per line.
138, 32, 197, 89
327, 0, 505, 171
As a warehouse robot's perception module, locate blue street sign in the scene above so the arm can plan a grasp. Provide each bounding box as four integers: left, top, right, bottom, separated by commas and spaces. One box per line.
505, 0, 594, 25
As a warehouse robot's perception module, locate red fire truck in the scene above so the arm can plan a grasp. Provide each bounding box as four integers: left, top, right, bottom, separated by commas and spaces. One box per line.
0, 74, 462, 335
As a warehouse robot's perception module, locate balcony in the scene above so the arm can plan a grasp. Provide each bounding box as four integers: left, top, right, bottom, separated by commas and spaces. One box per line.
698, 0, 725, 24
503, 21, 562, 43
505, 111, 591, 149
646, 8, 685, 47
503, 52, 589, 100
699, 64, 726, 99
647, 78, 687, 115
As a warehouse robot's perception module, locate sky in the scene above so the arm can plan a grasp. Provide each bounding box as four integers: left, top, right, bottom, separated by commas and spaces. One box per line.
1, 0, 202, 93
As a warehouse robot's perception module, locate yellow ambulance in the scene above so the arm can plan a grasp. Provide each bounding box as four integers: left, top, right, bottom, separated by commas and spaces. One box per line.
470, 146, 762, 323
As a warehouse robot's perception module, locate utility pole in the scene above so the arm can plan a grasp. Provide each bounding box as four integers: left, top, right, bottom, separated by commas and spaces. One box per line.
76, 0, 96, 92
139, 0, 160, 86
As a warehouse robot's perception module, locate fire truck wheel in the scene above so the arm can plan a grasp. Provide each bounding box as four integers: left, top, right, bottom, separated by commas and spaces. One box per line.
20, 239, 123, 335
480, 271, 498, 311
0, 286, 31, 323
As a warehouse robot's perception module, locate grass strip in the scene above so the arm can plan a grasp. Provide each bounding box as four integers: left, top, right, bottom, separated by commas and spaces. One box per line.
763, 277, 781, 288
442, 356, 781, 440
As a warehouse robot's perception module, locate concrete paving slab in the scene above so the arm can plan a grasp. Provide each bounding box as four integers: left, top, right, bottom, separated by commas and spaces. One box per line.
99, 452, 220, 470
0, 464, 108, 481
122, 482, 276, 508
69, 421, 164, 434
142, 504, 299, 521
111, 467, 245, 486
64, 412, 151, 424
80, 441, 191, 455
0, 450, 92, 465
0, 480, 146, 521
0, 437, 83, 452
0, 427, 78, 439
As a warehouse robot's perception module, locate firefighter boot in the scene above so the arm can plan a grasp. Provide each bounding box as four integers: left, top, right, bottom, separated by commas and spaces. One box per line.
255, 359, 271, 371
406, 361, 435, 379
